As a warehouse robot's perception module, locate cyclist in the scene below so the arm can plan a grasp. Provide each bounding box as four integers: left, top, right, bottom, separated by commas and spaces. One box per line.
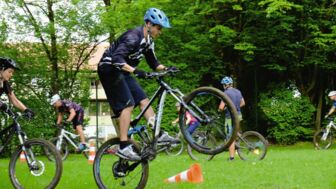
98, 8, 176, 161
50, 94, 87, 151
218, 76, 245, 161
172, 102, 200, 134
0, 57, 35, 118
325, 91, 336, 118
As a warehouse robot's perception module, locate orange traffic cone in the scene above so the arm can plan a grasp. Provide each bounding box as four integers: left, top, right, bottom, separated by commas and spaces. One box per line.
88, 142, 96, 164
20, 151, 26, 162
164, 163, 204, 183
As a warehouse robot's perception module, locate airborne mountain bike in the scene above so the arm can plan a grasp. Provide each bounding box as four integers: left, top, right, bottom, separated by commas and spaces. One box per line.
0, 105, 63, 189
93, 70, 239, 189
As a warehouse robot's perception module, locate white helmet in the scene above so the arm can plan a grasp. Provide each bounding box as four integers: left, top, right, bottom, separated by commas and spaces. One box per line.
328, 91, 336, 97
50, 94, 61, 105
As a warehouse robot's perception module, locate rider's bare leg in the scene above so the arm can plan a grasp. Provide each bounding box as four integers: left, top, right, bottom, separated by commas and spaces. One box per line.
119, 106, 134, 142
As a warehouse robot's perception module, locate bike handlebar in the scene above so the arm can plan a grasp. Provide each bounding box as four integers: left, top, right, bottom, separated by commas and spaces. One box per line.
145, 69, 180, 79
327, 117, 334, 121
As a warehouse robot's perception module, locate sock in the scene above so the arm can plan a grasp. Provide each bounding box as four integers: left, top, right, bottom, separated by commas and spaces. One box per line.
119, 141, 128, 149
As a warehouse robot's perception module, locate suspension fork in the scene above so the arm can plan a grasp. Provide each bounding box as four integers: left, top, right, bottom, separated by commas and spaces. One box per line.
56, 129, 65, 150
18, 131, 36, 165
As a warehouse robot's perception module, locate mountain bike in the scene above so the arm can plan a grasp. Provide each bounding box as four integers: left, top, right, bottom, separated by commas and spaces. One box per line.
49, 122, 102, 161
313, 117, 336, 149
0, 105, 63, 189
189, 131, 268, 161
93, 70, 239, 189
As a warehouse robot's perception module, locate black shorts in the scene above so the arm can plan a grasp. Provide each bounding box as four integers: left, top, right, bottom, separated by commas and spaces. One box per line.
98, 64, 147, 116
72, 110, 84, 129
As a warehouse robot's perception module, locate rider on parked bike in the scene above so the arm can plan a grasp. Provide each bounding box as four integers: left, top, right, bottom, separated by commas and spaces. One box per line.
219, 76, 245, 161
325, 91, 336, 119
50, 94, 87, 152
172, 102, 200, 134
98, 8, 176, 161
0, 57, 35, 119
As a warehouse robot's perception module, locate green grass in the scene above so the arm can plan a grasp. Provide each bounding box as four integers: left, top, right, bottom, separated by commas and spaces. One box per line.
1, 142, 336, 189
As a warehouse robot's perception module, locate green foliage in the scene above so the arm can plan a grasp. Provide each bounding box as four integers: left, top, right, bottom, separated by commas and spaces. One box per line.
259, 83, 315, 144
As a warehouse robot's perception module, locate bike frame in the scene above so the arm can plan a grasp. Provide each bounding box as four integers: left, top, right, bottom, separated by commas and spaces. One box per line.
0, 111, 35, 164
129, 74, 207, 152
324, 120, 336, 136
55, 127, 80, 150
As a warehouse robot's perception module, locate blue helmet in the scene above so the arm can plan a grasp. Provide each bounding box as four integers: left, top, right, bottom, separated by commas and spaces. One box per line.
221, 76, 233, 85
144, 8, 171, 28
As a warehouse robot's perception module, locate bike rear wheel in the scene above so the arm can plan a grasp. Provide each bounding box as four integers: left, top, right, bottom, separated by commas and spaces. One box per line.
313, 129, 333, 150
237, 131, 268, 161
9, 138, 63, 189
49, 137, 69, 161
93, 138, 149, 189
180, 87, 239, 155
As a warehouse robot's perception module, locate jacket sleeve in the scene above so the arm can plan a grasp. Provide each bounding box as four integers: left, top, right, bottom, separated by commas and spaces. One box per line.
144, 42, 160, 70
110, 33, 138, 69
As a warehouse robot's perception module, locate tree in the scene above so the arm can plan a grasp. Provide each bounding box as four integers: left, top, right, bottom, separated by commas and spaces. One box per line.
3, 0, 105, 97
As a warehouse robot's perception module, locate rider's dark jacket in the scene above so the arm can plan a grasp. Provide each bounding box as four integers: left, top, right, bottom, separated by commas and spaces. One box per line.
99, 26, 160, 70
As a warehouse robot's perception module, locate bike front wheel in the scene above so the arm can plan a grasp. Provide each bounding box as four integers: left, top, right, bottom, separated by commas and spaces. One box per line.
237, 131, 268, 161
313, 129, 333, 150
9, 138, 63, 189
49, 137, 69, 161
93, 138, 149, 189
180, 87, 240, 155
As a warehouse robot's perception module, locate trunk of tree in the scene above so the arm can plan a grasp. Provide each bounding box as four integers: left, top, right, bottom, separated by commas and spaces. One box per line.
315, 89, 323, 131
47, 0, 59, 94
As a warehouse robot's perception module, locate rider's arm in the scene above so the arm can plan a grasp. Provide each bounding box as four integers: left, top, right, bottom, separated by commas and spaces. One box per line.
121, 64, 136, 73
172, 117, 179, 125
7, 92, 27, 112
326, 106, 336, 117
66, 108, 76, 122
240, 98, 246, 107
186, 113, 192, 125
218, 101, 225, 111
56, 112, 63, 124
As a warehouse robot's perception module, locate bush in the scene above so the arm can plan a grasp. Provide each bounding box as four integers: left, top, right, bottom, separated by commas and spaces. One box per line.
259, 83, 315, 144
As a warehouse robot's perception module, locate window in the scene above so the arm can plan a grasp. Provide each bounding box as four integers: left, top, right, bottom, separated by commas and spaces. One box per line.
88, 101, 110, 116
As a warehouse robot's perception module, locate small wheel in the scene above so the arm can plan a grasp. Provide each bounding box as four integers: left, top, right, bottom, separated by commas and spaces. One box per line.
9, 138, 63, 189
237, 131, 268, 161
165, 134, 184, 156
313, 129, 333, 150
179, 87, 240, 155
93, 138, 149, 189
49, 137, 69, 161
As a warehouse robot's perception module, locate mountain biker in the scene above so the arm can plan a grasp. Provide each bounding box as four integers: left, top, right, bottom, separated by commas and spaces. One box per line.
98, 8, 176, 161
218, 76, 245, 161
172, 102, 200, 134
50, 94, 87, 152
0, 57, 35, 119
325, 91, 336, 119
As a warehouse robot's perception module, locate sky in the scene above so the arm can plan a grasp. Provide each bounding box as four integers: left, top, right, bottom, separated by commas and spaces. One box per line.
0, 0, 105, 43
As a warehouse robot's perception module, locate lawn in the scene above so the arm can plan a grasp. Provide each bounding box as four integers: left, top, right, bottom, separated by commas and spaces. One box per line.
1, 142, 336, 189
